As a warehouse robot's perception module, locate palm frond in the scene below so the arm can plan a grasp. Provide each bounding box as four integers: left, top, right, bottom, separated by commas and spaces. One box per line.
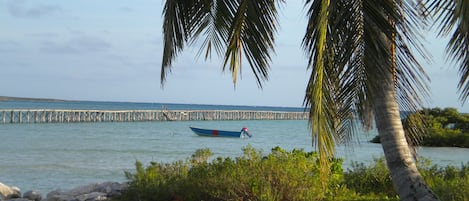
360, 0, 430, 115
302, 0, 366, 184
302, 0, 430, 174
428, 0, 469, 102
161, 0, 212, 84
223, 0, 283, 86
394, 0, 431, 113
361, 0, 430, 152
302, 0, 334, 185
161, 0, 283, 87
192, 0, 232, 60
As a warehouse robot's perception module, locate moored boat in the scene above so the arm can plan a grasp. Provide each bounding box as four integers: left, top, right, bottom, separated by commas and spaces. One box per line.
190, 126, 252, 138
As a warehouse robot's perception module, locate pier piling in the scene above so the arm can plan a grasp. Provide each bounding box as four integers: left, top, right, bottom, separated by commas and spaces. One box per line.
0, 109, 307, 124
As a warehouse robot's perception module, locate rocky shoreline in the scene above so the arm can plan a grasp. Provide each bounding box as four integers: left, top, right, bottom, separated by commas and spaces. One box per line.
0, 182, 127, 201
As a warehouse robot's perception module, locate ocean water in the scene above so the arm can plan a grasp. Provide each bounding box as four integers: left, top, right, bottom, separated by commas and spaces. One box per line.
0, 100, 468, 194
0, 100, 305, 112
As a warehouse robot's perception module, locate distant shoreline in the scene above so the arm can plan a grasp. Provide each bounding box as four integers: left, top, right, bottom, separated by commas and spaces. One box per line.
0, 96, 306, 110
0, 96, 66, 102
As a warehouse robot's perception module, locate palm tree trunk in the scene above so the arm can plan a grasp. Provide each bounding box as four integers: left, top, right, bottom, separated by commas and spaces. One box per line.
373, 79, 439, 200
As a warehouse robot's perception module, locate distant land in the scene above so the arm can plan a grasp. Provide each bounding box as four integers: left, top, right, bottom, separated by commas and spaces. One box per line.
0, 96, 66, 102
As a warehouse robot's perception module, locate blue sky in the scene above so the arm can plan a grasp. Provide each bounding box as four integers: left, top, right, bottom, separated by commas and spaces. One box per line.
0, 0, 466, 112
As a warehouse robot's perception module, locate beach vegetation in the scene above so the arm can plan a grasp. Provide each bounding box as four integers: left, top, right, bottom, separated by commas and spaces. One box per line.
116, 146, 469, 201
344, 157, 469, 200
371, 107, 469, 148
117, 147, 378, 201
115, 147, 469, 201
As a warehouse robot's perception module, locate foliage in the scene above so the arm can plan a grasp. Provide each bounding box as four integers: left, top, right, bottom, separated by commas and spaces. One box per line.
426, 0, 469, 102
344, 157, 397, 197
422, 107, 469, 133
343, 157, 469, 201
371, 107, 469, 147
116, 147, 469, 201
122, 160, 190, 201
421, 162, 469, 201
117, 146, 385, 201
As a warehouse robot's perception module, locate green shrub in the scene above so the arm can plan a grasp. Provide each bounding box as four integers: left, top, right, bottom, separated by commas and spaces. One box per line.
343, 157, 396, 197
421, 163, 469, 201
120, 160, 190, 201
371, 107, 469, 148
118, 146, 352, 201
116, 148, 468, 201
344, 156, 469, 201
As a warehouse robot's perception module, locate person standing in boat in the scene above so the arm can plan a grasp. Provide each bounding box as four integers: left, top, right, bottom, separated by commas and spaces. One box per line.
240, 127, 252, 138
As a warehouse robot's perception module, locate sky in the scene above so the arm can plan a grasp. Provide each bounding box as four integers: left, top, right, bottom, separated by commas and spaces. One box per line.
0, 0, 467, 112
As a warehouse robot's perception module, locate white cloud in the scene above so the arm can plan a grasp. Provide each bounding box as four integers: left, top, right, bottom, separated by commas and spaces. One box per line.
39, 36, 112, 54
6, 0, 61, 18
0, 40, 22, 52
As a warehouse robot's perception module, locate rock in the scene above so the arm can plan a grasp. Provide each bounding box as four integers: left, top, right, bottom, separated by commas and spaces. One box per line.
0, 183, 21, 199
45, 190, 72, 201
9, 187, 20, 199
95, 182, 127, 197
45, 182, 127, 201
23, 190, 42, 201
45, 189, 61, 199
0, 181, 127, 201
5, 198, 31, 201
75, 192, 107, 201
45, 194, 74, 201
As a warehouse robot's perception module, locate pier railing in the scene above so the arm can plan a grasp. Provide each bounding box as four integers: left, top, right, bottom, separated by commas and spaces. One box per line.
0, 109, 308, 124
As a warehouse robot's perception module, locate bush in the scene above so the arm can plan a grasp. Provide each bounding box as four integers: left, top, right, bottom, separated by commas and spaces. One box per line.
121, 160, 190, 201
344, 156, 469, 201
423, 128, 469, 147
421, 163, 469, 201
116, 148, 469, 201
343, 157, 396, 198
371, 107, 469, 148
118, 146, 356, 201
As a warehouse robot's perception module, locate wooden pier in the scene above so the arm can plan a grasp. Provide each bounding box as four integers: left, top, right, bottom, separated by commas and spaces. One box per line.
0, 109, 308, 124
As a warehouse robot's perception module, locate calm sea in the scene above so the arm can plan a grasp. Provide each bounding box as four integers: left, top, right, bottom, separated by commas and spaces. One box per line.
0, 100, 468, 193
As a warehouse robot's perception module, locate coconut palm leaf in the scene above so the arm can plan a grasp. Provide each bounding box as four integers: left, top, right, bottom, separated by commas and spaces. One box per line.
161, 0, 206, 84
191, 0, 232, 60
161, 0, 283, 86
427, 0, 469, 102
222, 0, 283, 86
302, 0, 430, 181
302, 0, 363, 183
161, 0, 234, 83
302, 0, 334, 181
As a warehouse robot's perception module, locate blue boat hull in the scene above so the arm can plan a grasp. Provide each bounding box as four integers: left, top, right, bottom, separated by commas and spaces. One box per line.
190, 127, 244, 138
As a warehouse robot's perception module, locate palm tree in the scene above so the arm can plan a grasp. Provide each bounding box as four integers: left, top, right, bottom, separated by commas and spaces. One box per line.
159, 0, 467, 200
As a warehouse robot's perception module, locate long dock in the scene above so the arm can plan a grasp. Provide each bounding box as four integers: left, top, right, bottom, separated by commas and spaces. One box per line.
0, 109, 308, 124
